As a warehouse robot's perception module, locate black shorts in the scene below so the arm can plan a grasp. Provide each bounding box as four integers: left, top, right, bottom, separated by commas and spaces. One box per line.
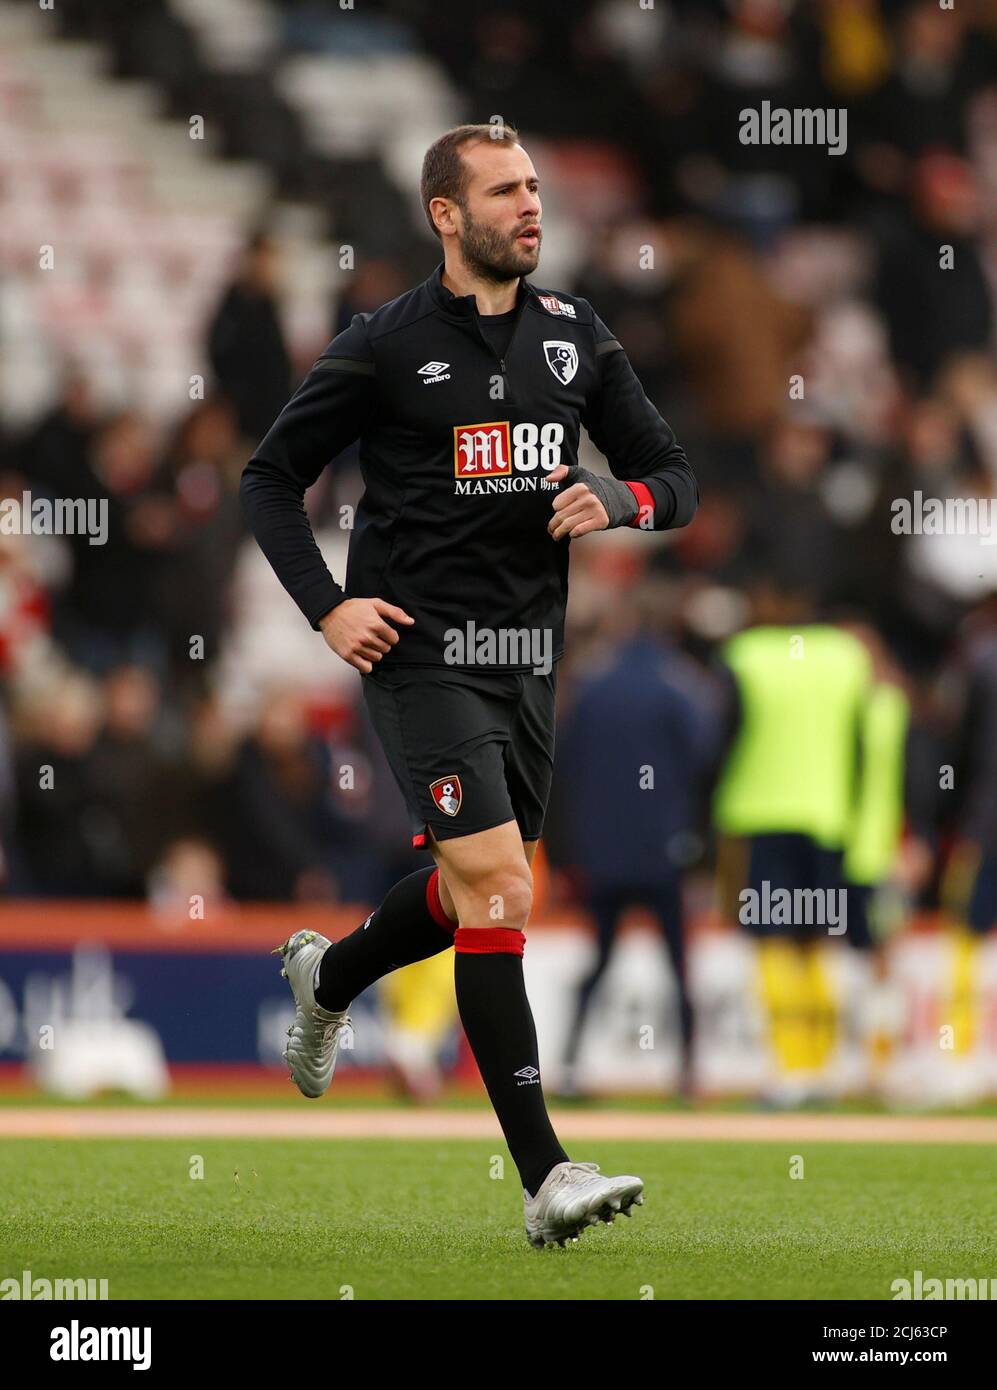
361, 664, 558, 848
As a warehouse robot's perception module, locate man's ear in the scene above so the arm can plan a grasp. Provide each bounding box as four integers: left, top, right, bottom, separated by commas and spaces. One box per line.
431, 197, 459, 239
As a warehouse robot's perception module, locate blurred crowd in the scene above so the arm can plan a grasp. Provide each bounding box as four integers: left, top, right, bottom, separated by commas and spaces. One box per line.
0, 0, 996, 940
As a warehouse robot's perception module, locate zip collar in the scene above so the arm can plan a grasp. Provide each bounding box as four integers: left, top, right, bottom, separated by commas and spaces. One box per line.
427, 261, 534, 321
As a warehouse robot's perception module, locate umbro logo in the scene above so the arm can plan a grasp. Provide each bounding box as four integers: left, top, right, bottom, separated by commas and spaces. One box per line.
418, 360, 451, 384
514, 1065, 540, 1086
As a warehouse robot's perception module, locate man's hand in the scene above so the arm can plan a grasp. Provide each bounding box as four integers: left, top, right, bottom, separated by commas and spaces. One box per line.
318, 597, 414, 673
547, 463, 638, 540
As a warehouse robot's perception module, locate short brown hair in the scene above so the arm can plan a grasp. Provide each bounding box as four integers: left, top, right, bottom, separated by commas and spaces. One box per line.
420, 123, 520, 239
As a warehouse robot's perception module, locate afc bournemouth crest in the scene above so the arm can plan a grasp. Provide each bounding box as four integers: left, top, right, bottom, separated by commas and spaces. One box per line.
543, 340, 578, 385
430, 775, 462, 817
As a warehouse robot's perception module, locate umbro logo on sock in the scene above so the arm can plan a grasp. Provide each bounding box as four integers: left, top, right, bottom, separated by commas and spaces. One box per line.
514, 1065, 540, 1086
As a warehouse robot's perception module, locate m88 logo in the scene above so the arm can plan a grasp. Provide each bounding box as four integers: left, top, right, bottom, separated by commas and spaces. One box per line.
453, 422, 564, 477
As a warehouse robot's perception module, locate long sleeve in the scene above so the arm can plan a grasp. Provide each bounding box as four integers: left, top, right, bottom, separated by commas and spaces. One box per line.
239, 315, 375, 628
581, 311, 699, 531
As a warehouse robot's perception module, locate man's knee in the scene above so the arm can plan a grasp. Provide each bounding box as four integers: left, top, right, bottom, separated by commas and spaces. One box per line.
464, 861, 533, 931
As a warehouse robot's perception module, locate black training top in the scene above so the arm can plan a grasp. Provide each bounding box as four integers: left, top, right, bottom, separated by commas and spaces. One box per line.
240, 262, 699, 669
476, 306, 519, 364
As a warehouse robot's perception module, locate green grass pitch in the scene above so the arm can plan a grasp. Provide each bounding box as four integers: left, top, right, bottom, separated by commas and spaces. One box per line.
1, 1139, 994, 1300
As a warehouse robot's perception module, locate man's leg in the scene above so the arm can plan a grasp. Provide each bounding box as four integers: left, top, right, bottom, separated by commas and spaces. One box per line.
646, 876, 694, 1095
314, 865, 458, 1013
427, 819, 569, 1199
310, 830, 535, 1017
561, 883, 627, 1076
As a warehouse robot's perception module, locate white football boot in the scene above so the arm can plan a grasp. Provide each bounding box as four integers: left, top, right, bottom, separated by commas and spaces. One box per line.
273, 930, 353, 1099
524, 1161, 644, 1249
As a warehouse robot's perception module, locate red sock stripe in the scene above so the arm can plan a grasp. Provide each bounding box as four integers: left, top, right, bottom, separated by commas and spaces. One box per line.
453, 926, 525, 956
425, 868, 454, 932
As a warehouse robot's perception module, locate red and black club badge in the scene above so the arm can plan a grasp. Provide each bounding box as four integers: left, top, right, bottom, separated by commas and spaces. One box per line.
429, 775, 462, 817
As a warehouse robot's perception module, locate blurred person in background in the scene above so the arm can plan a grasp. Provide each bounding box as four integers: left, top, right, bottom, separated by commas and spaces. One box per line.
815, 0, 892, 101
838, 621, 913, 1087
904, 458, 997, 618
947, 595, 997, 941
12, 673, 106, 896
856, 0, 986, 191
138, 691, 240, 881
379, 951, 458, 1104
320, 704, 425, 903
933, 593, 997, 1093
840, 625, 912, 953
938, 356, 997, 486
553, 577, 719, 1100
663, 220, 814, 481
87, 664, 171, 898
221, 685, 340, 901
738, 414, 845, 600
672, 0, 837, 235
0, 528, 53, 683
330, 257, 409, 338
147, 837, 229, 918
52, 411, 170, 675
847, 391, 985, 671
208, 232, 293, 444
712, 578, 872, 1105
152, 398, 246, 681
873, 153, 992, 392
16, 367, 100, 498
571, 223, 676, 419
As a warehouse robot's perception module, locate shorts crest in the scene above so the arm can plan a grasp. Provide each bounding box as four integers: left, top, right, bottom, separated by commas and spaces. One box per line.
430, 775, 463, 817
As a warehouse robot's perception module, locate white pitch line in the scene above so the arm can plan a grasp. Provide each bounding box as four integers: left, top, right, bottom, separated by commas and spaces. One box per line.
1, 1109, 996, 1143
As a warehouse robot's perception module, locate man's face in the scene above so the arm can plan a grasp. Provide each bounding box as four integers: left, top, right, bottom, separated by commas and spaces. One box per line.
449, 140, 542, 282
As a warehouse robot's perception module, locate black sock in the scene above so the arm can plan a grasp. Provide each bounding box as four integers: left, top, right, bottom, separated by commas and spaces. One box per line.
315, 867, 455, 1012
453, 926, 569, 1197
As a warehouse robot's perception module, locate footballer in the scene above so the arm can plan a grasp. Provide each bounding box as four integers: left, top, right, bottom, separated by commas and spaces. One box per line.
241, 124, 698, 1247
